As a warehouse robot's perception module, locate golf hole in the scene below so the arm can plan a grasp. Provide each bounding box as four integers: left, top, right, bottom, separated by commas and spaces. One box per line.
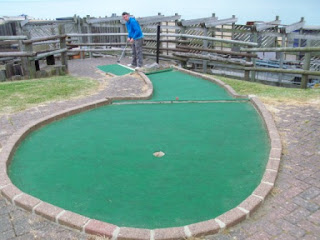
153, 151, 165, 158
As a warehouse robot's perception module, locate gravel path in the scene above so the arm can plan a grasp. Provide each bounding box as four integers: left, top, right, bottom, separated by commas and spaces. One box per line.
0, 58, 319, 240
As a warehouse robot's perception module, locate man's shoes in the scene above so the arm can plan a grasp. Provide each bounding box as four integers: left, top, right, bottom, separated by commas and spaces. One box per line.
135, 67, 141, 70
127, 64, 136, 68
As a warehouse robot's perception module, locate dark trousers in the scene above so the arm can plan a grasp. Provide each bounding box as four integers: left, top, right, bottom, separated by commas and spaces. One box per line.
131, 38, 143, 67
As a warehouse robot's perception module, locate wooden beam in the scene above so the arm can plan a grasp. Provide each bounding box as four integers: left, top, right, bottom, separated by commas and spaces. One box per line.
25, 20, 74, 25
59, 24, 68, 73
205, 17, 238, 27
86, 16, 122, 24
120, 15, 164, 24
34, 48, 68, 60
145, 33, 258, 46
177, 45, 257, 58
255, 19, 281, 31
0, 36, 27, 40
0, 52, 36, 57
143, 25, 182, 30
68, 49, 131, 52
23, 35, 66, 44
240, 46, 320, 53
173, 52, 253, 66
180, 16, 218, 26
67, 43, 128, 47
144, 46, 189, 52
143, 53, 187, 62
67, 33, 128, 37
282, 20, 305, 33
244, 67, 320, 76
287, 33, 320, 41
138, 15, 181, 25
303, 25, 320, 30
0, 40, 19, 46
144, 38, 190, 44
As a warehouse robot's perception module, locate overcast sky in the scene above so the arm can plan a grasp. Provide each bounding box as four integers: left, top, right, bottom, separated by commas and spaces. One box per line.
0, 0, 319, 25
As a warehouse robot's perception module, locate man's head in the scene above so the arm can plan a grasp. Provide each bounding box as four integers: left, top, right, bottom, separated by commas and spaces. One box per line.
122, 12, 130, 22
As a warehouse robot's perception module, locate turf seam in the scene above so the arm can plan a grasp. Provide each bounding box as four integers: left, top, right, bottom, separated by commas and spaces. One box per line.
112, 100, 250, 105
184, 226, 192, 237
56, 210, 66, 223
215, 218, 226, 229
111, 226, 120, 240
32, 201, 43, 214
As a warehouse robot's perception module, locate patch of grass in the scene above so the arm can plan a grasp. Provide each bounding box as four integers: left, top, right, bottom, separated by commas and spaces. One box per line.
215, 76, 320, 105
0, 76, 99, 115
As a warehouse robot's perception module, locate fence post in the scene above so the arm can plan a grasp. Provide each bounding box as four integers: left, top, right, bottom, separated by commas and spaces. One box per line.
24, 32, 36, 79
120, 22, 126, 44
301, 40, 311, 89
278, 33, 286, 85
156, 25, 161, 64
179, 22, 187, 68
211, 13, 216, 49
76, 16, 84, 59
87, 15, 92, 58
231, 15, 235, 42
15, 22, 29, 78
250, 30, 258, 82
202, 24, 208, 73
59, 24, 68, 73
120, 20, 126, 58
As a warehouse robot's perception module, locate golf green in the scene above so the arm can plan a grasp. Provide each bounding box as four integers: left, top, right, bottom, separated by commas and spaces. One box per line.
8, 70, 270, 229
97, 64, 133, 76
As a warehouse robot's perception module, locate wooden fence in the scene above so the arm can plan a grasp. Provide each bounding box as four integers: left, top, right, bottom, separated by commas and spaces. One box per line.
1, 13, 320, 88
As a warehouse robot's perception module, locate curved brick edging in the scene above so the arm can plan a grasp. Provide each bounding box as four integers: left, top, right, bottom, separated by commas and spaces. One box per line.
106, 71, 153, 101
0, 68, 281, 240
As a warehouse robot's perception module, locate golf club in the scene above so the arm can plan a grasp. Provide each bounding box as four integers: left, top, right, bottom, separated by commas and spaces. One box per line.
117, 41, 128, 63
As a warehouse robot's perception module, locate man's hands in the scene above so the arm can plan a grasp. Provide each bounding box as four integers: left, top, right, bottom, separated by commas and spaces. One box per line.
127, 38, 134, 43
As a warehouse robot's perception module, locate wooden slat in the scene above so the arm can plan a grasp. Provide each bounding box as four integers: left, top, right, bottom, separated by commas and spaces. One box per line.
0, 40, 19, 46
23, 35, 66, 44
34, 48, 68, 59
138, 15, 181, 25
67, 42, 128, 47
25, 20, 74, 25
173, 52, 253, 66
0, 52, 36, 57
205, 17, 238, 27
181, 16, 218, 26
244, 67, 320, 76
144, 46, 189, 52
240, 46, 320, 53
287, 33, 320, 41
255, 20, 281, 31
177, 45, 257, 57
282, 20, 305, 33
67, 33, 128, 37
0, 36, 27, 40
68, 49, 131, 52
87, 16, 122, 24
145, 33, 258, 46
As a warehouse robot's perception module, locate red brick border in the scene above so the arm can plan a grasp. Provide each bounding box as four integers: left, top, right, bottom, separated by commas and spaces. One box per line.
0, 68, 281, 239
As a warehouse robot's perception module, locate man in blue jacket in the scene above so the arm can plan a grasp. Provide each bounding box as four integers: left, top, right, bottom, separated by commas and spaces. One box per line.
122, 12, 144, 69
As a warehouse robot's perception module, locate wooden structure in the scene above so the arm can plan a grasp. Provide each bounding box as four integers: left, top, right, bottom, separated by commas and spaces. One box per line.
0, 13, 319, 88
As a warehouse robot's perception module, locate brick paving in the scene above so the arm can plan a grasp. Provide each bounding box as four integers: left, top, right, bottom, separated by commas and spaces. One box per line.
206, 104, 320, 240
1, 58, 319, 239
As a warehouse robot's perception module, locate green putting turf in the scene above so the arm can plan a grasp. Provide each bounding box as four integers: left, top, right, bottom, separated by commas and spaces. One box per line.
9, 69, 270, 229
147, 70, 235, 101
9, 102, 269, 228
97, 64, 133, 76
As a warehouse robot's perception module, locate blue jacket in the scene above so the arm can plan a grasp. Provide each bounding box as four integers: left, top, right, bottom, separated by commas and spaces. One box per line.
126, 17, 144, 40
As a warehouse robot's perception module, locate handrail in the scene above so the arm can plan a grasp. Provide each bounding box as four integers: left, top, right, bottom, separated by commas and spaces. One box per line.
240, 47, 320, 53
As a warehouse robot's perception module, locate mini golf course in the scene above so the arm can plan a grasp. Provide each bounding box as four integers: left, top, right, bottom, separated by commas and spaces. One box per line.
8, 65, 270, 229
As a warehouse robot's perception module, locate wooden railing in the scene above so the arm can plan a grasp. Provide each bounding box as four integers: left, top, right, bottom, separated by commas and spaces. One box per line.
1, 23, 319, 89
